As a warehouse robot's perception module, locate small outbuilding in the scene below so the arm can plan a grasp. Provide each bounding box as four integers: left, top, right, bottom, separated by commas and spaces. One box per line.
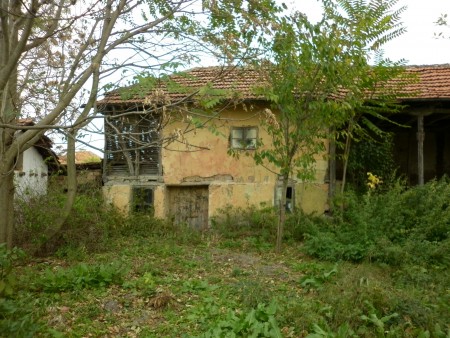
14, 119, 58, 200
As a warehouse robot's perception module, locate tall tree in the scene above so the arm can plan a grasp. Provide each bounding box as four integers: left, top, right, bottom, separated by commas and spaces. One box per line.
0, 0, 280, 248
250, 0, 406, 253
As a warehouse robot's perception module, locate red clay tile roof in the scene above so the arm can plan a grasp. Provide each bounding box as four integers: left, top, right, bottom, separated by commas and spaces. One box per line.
398, 64, 450, 100
58, 151, 102, 165
98, 64, 450, 106
98, 66, 265, 106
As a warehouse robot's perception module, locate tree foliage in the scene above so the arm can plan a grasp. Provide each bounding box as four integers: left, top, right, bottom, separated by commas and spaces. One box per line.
248, 0, 407, 252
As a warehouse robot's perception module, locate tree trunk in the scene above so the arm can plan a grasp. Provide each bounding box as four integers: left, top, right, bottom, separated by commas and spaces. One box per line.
340, 122, 354, 194
0, 82, 18, 249
0, 172, 14, 248
0, 2, 19, 249
40, 131, 77, 247
275, 174, 288, 253
0, 122, 16, 249
328, 131, 336, 212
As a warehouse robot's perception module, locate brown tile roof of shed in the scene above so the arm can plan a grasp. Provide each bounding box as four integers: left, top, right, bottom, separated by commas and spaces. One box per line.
58, 151, 102, 165
98, 64, 450, 106
397, 64, 450, 100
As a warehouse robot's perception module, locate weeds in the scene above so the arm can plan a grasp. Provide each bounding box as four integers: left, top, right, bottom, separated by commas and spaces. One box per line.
196, 301, 282, 338
14, 181, 124, 255
211, 203, 277, 241
31, 262, 126, 292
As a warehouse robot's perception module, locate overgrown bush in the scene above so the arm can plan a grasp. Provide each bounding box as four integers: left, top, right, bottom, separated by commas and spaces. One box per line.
14, 180, 125, 255
121, 213, 204, 245
346, 132, 397, 193
211, 204, 277, 241
15, 178, 207, 256
303, 178, 450, 268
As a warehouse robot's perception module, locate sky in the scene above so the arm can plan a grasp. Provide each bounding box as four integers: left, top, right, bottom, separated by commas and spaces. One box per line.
290, 0, 450, 65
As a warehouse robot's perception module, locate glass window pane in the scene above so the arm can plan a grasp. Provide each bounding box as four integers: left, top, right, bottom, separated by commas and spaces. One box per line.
246, 138, 257, 148
245, 128, 257, 139
231, 128, 243, 139
231, 139, 242, 148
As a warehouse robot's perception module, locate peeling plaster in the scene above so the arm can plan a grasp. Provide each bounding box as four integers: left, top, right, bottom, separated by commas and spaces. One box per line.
182, 174, 233, 183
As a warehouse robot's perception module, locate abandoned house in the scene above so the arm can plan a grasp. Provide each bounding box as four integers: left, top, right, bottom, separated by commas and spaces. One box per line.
98, 64, 450, 228
14, 119, 58, 200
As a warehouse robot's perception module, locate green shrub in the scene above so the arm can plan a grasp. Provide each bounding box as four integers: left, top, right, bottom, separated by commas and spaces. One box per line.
346, 132, 397, 194
284, 210, 324, 241
0, 244, 25, 297
304, 179, 450, 268
15, 184, 125, 255
0, 298, 41, 338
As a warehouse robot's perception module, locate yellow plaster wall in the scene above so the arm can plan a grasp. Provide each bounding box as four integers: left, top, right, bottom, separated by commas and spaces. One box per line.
153, 185, 166, 219
162, 106, 329, 185
309, 157, 329, 183
162, 106, 278, 185
208, 182, 274, 217
295, 182, 329, 214
102, 185, 131, 214
102, 184, 167, 218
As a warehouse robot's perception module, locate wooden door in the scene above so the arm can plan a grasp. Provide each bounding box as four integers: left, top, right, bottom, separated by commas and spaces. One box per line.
168, 186, 209, 229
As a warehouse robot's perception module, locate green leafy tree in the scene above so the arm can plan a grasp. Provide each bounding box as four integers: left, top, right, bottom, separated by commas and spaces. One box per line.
250, 0, 406, 252
0, 0, 280, 248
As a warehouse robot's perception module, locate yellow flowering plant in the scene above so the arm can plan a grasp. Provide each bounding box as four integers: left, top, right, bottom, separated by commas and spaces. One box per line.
367, 172, 383, 190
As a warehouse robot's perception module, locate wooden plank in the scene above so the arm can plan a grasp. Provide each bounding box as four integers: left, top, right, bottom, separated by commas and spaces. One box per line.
417, 114, 424, 186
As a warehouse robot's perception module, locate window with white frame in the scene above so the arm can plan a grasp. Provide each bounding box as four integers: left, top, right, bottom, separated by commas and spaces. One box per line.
230, 126, 258, 150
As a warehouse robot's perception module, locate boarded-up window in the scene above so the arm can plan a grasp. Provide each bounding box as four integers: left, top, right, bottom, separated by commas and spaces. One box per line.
105, 112, 160, 176
132, 187, 154, 214
230, 126, 257, 149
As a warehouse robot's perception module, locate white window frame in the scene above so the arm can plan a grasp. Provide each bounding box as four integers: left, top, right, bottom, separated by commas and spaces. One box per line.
230, 126, 258, 150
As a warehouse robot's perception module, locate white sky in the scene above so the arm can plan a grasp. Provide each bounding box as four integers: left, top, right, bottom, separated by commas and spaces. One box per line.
290, 0, 450, 65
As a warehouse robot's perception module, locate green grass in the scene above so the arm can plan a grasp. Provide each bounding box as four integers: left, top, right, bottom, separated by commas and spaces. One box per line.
5, 182, 450, 337
4, 228, 449, 337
